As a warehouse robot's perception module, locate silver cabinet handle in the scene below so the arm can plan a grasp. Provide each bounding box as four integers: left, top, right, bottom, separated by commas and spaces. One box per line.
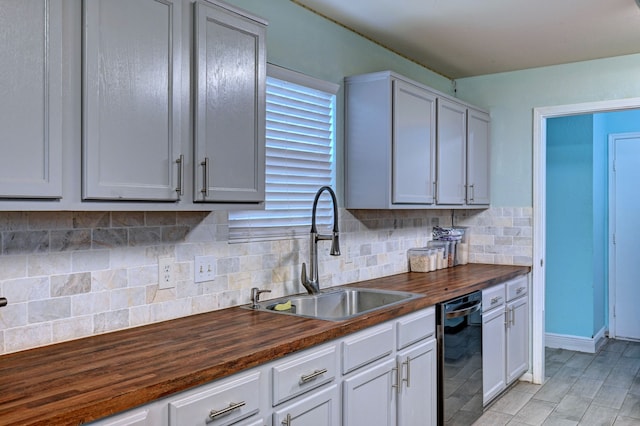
469, 183, 475, 202
175, 154, 184, 197
511, 306, 516, 326
402, 356, 411, 388
391, 364, 400, 393
0, 297, 7, 307
300, 368, 327, 384
516, 286, 526, 295
490, 296, 503, 305
282, 413, 292, 426
209, 401, 245, 420
201, 157, 209, 198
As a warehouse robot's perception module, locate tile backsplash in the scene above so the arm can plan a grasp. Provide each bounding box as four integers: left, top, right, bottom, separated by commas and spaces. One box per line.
0, 207, 531, 355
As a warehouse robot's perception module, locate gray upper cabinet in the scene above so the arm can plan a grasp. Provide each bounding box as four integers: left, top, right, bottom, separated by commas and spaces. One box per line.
194, 0, 266, 203
0, 0, 63, 199
82, 0, 183, 201
345, 72, 436, 209
467, 108, 491, 205
346, 71, 489, 210
393, 80, 437, 205
436, 98, 467, 205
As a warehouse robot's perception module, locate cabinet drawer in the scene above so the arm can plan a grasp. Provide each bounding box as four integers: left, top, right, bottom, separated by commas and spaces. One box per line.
168, 371, 260, 426
272, 344, 337, 406
482, 284, 505, 312
342, 323, 394, 374
396, 306, 435, 350
506, 275, 528, 301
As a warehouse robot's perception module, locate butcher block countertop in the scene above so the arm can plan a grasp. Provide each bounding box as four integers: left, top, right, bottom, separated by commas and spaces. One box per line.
0, 263, 530, 425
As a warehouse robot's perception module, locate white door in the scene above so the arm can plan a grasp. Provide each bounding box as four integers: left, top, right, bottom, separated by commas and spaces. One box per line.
609, 133, 640, 340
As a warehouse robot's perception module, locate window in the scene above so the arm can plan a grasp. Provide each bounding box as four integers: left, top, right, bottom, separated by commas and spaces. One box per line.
229, 65, 339, 241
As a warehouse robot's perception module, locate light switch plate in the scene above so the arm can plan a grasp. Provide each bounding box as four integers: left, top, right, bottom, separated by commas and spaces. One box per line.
195, 255, 216, 283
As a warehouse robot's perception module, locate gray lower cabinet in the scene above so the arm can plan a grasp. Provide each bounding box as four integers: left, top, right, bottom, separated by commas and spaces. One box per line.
482, 275, 529, 405
0, 0, 63, 199
194, 0, 266, 203
82, 0, 183, 201
89, 306, 436, 426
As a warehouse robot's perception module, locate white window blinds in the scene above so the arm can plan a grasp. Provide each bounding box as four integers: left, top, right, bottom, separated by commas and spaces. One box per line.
228, 65, 338, 242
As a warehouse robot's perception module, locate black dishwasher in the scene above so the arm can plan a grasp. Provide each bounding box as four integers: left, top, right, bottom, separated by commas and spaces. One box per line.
436, 291, 483, 425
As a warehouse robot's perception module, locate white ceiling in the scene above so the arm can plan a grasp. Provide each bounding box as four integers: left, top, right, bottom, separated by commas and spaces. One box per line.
293, 0, 640, 79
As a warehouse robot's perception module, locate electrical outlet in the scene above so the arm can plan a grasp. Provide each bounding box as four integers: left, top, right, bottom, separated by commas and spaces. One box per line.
195, 255, 216, 283
158, 257, 175, 289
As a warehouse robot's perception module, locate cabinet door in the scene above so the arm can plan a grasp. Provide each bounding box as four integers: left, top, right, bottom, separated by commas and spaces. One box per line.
436, 98, 466, 205
194, 1, 266, 203
506, 297, 529, 383
397, 339, 436, 426
83, 0, 182, 201
467, 109, 490, 205
0, 0, 62, 199
273, 384, 339, 426
343, 358, 397, 426
482, 307, 506, 405
392, 80, 436, 204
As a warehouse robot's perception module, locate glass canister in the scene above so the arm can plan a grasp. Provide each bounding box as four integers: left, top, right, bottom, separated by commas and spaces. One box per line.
408, 248, 433, 272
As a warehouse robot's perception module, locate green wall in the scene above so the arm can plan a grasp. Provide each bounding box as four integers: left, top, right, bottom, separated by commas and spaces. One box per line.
456, 54, 640, 207
225, 0, 454, 204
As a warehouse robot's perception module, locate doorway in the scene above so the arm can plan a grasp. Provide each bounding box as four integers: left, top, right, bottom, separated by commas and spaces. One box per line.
532, 97, 640, 385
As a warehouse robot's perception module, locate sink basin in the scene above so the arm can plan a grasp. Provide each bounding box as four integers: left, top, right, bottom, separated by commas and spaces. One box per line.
248, 287, 423, 321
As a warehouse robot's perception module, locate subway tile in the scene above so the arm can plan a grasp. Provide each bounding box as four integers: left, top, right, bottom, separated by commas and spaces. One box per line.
28, 298, 71, 323
50, 229, 91, 251
92, 228, 128, 249
28, 212, 73, 230
50, 272, 91, 297
3, 230, 49, 255
2, 276, 49, 302
111, 212, 145, 227
4, 323, 51, 353
145, 212, 176, 226
128, 227, 161, 246
27, 253, 71, 277
72, 212, 110, 229
0, 212, 29, 231
93, 309, 129, 334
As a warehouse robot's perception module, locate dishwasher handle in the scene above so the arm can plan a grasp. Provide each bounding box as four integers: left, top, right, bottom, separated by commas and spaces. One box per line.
445, 300, 481, 319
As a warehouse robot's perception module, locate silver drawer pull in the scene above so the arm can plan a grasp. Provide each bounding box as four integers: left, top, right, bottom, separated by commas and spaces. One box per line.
300, 368, 328, 384
490, 296, 503, 304
402, 356, 411, 388
282, 413, 292, 426
516, 286, 526, 294
209, 401, 245, 420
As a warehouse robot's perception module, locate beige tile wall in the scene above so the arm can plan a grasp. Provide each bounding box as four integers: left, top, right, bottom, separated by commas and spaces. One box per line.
0, 207, 531, 355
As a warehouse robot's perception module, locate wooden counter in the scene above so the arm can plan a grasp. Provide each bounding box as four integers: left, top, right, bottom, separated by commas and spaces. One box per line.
0, 263, 529, 425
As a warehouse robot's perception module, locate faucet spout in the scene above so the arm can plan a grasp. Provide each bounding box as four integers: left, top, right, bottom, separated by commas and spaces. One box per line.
301, 186, 340, 295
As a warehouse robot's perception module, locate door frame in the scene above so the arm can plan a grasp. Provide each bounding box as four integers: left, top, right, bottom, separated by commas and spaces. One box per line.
533, 97, 640, 384
607, 132, 640, 339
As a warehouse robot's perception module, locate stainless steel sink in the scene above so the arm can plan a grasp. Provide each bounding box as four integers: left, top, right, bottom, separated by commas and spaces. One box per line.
248, 287, 423, 321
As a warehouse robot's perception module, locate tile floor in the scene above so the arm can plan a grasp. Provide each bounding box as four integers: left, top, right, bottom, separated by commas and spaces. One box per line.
474, 339, 640, 425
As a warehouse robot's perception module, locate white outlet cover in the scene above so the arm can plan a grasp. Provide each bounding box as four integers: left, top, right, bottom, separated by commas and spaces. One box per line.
158, 257, 175, 289
195, 255, 216, 283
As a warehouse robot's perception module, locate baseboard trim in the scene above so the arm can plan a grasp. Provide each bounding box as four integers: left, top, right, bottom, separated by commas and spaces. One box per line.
545, 327, 607, 353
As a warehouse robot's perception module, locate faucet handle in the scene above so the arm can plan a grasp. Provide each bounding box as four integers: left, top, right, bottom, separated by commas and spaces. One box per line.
250, 287, 271, 309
